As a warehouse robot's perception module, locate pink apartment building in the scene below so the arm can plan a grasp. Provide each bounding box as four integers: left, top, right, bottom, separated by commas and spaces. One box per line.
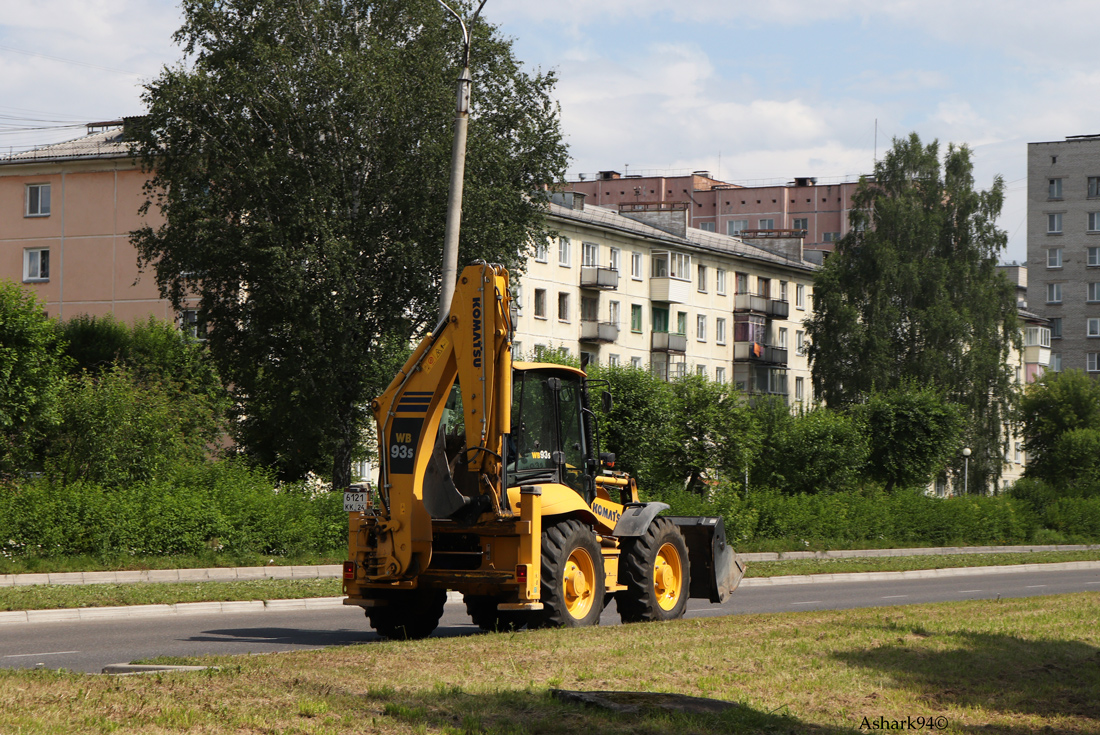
0, 120, 177, 323
567, 171, 862, 260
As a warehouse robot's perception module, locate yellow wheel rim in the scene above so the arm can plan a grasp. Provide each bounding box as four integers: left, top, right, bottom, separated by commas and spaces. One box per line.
653, 542, 683, 611
562, 547, 596, 619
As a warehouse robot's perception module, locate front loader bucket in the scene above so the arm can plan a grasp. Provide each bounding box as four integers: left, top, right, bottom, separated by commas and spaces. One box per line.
669, 516, 746, 603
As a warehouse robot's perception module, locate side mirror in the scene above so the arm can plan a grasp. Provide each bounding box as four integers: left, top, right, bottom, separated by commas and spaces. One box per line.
601, 391, 613, 413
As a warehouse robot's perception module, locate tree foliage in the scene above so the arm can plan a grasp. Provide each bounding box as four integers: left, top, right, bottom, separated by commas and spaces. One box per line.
806, 133, 1017, 491
0, 282, 67, 474
857, 383, 964, 492
1019, 369, 1100, 489
131, 0, 568, 485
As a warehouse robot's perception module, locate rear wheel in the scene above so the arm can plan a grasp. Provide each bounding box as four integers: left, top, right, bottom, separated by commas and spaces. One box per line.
533, 519, 605, 628
366, 587, 447, 640
618, 517, 690, 623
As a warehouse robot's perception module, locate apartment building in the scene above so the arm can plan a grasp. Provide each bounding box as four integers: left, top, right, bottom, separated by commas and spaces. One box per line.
566, 170, 862, 262
1026, 135, 1100, 376
0, 120, 176, 323
515, 193, 817, 403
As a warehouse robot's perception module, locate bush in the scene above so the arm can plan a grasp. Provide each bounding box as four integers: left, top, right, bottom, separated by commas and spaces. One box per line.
751, 401, 869, 495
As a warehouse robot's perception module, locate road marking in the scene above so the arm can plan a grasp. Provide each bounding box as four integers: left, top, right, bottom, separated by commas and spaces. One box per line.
958, 590, 983, 593
2, 650, 79, 659
791, 601, 822, 605
881, 595, 908, 599
1026, 585, 1047, 588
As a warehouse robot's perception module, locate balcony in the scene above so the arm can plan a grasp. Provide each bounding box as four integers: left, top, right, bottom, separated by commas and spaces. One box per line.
650, 277, 691, 304
580, 320, 620, 344
733, 342, 788, 365
733, 294, 789, 318
580, 265, 619, 290
651, 331, 687, 354
1023, 345, 1051, 367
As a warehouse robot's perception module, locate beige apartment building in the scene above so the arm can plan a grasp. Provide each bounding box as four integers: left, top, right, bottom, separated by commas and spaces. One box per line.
518, 193, 817, 403
0, 121, 176, 323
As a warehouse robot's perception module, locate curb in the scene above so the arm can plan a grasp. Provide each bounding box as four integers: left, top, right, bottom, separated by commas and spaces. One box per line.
0, 565, 342, 588
739, 560, 1100, 586
738, 544, 1100, 562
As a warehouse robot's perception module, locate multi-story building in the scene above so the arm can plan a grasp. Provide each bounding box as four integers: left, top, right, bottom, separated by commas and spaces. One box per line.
566, 170, 862, 262
1026, 135, 1100, 376
517, 193, 817, 403
0, 120, 178, 323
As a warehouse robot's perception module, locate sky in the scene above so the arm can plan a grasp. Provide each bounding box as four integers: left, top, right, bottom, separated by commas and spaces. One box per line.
4, 1, 1100, 265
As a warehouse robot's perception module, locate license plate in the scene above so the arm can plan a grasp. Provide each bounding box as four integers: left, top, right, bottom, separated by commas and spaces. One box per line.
344, 490, 369, 512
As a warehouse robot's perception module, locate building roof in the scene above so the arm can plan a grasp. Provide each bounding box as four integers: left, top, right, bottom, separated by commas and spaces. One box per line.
1, 124, 133, 165
546, 201, 817, 274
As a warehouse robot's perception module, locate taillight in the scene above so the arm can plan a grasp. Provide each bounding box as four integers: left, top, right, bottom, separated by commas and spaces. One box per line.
343, 561, 356, 580
516, 564, 528, 584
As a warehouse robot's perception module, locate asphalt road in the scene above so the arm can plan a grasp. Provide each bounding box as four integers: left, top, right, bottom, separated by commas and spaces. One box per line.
3, 565, 1098, 674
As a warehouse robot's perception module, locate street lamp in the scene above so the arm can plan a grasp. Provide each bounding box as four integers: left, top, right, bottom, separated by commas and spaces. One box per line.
962, 447, 971, 495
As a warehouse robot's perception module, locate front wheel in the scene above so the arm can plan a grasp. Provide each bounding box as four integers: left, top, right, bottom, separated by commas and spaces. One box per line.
617, 517, 690, 623
533, 519, 605, 628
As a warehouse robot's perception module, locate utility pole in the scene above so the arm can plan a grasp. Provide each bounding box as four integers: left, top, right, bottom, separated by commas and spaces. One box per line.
437, 0, 488, 321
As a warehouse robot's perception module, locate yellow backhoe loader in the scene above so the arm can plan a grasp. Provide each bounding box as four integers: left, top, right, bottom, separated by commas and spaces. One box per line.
342, 262, 745, 638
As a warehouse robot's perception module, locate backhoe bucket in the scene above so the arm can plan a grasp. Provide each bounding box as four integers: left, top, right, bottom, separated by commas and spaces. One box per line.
668, 516, 746, 603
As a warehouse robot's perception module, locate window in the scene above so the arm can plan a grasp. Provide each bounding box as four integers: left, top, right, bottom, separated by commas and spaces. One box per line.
777, 327, 788, 349
1014, 442, 1022, 463
1048, 213, 1063, 234
1015, 366, 1022, 384
534, 289, 547, 318
581, 296, 598, 322
559, 237, 571, 266
557, 292, 570, 321
631, 304, 643, 333
608, 300, 620, 325
1090, 213, 1100, 232
609, 247, 621, 272
631, 252, 643, 280
1049, 178, 1063, 199
1091, 177, 1100, 198
22, 248, 49, 281
1047, 283, 1063, 303
534, 241, 548, 263
758, 218, 775, 230
1090, 247, 1100, 266
795, 377, 804, 401
1052, 352, 1062, 372
1090, 353, 1100, 373
651, 252, 668, 278
697, 364, 707, 377
727, 219, 748, 236
608, 354, 620, 367
792, 218, 808, 230
1048, 248, 1063, 268
180, 310, 207, 340
823, 232, 841, 242
1051, 317, 1062, 338
796, 330, 806, 356
582, 241, 599, 267
699, 222, 715, 232
716, 317, 727, 345
1089, 283, 1100, 302
735, 272, 748, 294
697, 314, 706, 341
676, 312, 687, 335
25, 183, 50, 217
716, 269, 727, 295
652, 306, 669, 333
757, 277, 770, 298
796, 284, 806, 309
670, 252, 690, 279
631, 356, 642, 369
779, 281, 788, 302
715, 367, 726, 384
697, 264, 707, 292
1089, 318, 1100, 337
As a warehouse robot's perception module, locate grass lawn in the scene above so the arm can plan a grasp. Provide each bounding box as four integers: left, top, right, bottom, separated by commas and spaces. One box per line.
2, 551, 1099, 612
2, 592, 1098, 733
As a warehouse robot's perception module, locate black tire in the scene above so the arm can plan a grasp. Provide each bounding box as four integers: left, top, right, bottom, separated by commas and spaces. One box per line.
532, 519, 605, 628
463, 594, 527, 632
366, 587, 447, 640
617, 517, 690, 623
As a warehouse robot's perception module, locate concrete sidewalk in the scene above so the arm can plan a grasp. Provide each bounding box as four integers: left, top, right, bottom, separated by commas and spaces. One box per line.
3, 544, 1098, 588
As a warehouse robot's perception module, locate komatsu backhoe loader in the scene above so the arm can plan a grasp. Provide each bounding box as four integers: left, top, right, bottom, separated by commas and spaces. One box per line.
342, 262, 745, 638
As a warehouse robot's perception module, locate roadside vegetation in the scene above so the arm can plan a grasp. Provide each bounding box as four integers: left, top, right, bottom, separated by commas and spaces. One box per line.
2, 593, 1098, 733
